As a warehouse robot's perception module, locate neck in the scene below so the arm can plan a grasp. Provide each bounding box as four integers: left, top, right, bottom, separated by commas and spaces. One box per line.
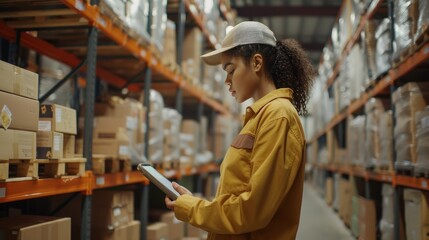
253, 77, 276, 101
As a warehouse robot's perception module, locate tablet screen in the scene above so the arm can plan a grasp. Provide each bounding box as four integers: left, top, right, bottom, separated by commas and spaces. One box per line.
137, 164, 180, 200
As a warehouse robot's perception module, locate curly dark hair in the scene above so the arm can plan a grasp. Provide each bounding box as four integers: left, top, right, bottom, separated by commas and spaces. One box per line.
224, 39, 315, 115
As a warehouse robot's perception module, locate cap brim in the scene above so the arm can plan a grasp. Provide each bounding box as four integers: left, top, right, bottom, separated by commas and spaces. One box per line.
201, 45, 237, 65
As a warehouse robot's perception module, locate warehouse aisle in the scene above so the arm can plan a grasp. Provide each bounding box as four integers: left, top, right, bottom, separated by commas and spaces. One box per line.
296, 184, 355, 240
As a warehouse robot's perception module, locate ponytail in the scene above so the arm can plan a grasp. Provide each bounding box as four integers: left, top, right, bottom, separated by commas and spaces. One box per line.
225, 39, 314, 115
271, 39, 314, 115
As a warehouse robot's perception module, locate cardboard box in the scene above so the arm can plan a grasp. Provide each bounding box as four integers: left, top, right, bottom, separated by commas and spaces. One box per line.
187, 223, 207, 239
0, 129, 36, 160
147, 222, 168, 240
0, 60, 39, 100
325, 177, 333, 206
92, 128, 131, 158
92, 190, 134, 230
0, 91, 39, 131
0, 215, 71, 240
63, 134, 75, 158
161, 211, 184, 240
359, 197, 376, 240
39, 104, 77, 135
36, 131, 64, 159
162, 20, 177, 65
92, 220, 140, 240
404, 189, 429, 240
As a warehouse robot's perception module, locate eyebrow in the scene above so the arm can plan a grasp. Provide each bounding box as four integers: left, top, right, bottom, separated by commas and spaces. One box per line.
222, 63, 233, 71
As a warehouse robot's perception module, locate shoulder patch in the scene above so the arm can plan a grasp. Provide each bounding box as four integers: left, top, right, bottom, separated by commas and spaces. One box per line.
231, 134, 255, 150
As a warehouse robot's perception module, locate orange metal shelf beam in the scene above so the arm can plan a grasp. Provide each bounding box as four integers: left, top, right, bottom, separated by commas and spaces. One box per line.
0, 172, 92, 203
184, 0, 218, 49
93, 171, 149, 189
0, 20, 137, 91
396, 175, 429, 191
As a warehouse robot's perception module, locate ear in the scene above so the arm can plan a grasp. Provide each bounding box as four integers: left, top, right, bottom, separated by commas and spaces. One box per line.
252, 54, 263, 72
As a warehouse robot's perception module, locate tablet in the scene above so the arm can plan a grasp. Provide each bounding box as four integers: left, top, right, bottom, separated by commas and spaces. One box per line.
137, 163, 180, 200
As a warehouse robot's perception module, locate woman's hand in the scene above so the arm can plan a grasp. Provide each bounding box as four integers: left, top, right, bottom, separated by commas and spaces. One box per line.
165, 182, 193, 210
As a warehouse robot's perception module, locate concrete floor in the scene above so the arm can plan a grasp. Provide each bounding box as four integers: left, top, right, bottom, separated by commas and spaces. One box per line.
296, 184, 355, 240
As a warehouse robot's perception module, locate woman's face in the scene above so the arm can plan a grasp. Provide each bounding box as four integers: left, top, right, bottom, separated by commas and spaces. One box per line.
220, 54, 259, 103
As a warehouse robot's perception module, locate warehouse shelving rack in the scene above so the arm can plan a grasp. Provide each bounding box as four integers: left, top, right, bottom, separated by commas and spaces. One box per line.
307, 0, 429, 239
0, 0, 229, 239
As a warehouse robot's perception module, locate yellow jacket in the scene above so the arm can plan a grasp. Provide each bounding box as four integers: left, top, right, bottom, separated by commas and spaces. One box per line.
174, 88, 306, 240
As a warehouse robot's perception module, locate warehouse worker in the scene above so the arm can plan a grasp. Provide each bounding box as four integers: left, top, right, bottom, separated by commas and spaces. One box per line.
165, 21, 314, 240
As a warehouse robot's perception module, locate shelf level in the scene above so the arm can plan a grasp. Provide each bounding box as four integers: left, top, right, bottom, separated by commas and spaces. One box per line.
93, 171, 149, 189
0, 172, 91, 204
308, 42, 429, 144
315, 164, 429, 191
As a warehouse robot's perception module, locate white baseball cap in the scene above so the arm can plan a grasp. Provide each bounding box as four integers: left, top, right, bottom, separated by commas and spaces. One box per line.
201, 21, 277, 65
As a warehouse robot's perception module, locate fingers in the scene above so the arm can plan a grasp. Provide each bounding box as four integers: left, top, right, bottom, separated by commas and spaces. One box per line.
165, 196, 175, 210
172, 182, 193, 195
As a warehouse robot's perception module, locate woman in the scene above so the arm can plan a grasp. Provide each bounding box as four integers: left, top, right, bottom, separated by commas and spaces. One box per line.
165, 21, 314, 240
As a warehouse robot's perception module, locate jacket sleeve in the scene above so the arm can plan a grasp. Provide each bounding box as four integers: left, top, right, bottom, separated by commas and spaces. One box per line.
173, 117, 304, 234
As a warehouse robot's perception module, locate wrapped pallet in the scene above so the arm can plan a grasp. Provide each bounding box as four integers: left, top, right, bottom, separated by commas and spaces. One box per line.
348, 116, 366, 167
147, 90, 165, 164
180, 120, 200, 169
416, 0, 429, 42
126, 0, 150, 42
163, 108, 182, 168
365, 98, 385, 168
414, 106, 429, 176
379, 111, 394, 171
151, 0, 167, 55
363, 20, 379, 81
403, 189, 429, 240
393, 0, 418, 61
380, 184, 395, 240
375, 19, 392, 77
392, 82, 429, 170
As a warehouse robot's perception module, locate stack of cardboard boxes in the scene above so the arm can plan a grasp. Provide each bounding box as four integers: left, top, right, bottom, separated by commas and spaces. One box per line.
0, 215, 71, 240
392, 82, 429, 171
77, 97, 146, 164
92, 190, 140, 240
182, 27, 203, 85
37, 104, 77, 160
0, 60, 38, 179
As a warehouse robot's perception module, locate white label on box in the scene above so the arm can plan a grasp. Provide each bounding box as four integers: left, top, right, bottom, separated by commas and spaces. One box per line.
38, 121, 52, 131
0, 188, 5, 198
140, 50, 147, 58
125, 173, 130, 182
96, 176, 105, 185
113, 207, 121, 217
0, 105, 12, 130
119, 146, 129, 156
18, 144, 33, 158
54, 134, 61, 151
55, 108, 62, 123
424, 46, 429, 55
126, 116, 138, 130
